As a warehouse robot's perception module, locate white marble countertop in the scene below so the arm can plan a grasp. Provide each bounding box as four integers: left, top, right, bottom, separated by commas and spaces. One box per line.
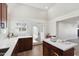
17, 36, 32, 39
4, 37, 18, 56
44, 39, 78, 51
0, 36, 32, 56
0, 39, 10, 49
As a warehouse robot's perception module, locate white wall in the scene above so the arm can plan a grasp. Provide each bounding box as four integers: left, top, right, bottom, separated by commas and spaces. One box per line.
57, 21, 78, 40
48, 3, 79, 20
8, 3, 48, 20
2, 3, 79, 39
9, 19, 47, 36
7, 3, 48, 37
48, 3, 79, 36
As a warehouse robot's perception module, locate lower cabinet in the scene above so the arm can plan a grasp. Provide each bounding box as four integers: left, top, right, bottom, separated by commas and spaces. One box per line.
43, 45, 49, 56
43, 41, 74, 56
12, 37, 32, 56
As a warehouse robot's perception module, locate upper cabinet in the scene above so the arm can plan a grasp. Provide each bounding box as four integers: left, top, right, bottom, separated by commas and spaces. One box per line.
2, 3, 7, 21
0, 3, 7, 28
0, 3, 2, 23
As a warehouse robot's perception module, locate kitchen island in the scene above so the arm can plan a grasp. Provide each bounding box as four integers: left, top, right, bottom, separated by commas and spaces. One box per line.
0, 36, 32, 56
43, 39, 78, 56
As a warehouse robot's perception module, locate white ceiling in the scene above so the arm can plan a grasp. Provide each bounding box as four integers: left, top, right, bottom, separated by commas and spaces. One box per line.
25, 3, 55, 10
7, 3, 79, 20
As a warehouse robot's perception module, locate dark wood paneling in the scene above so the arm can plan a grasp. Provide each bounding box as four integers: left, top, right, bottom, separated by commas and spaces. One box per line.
43, 41, 74, 56
63, 48, 74, 56
18, 37, 32, 52
0, 3, 2, 23
2, 3, 7, 21
12, 37, 33, 56
43, 44, 49, 56
0, 3, 7, 27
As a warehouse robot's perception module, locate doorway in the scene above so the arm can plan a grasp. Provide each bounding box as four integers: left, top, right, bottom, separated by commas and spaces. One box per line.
33, 26, 41, 45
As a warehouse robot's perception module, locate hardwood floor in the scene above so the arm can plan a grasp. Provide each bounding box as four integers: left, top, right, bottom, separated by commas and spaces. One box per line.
17, 44, 79, 56
74, 46, 79, 56
17, 44, 43, 56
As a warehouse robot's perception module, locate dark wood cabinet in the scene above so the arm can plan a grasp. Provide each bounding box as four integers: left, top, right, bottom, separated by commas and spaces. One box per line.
2, 3, 7, 21
18, 37, 32, 52
43, 41, 74, 56
0, 4, 2, 23
43, 45, 49, 56
0, 3, 7, 27
12, 37, 33, 56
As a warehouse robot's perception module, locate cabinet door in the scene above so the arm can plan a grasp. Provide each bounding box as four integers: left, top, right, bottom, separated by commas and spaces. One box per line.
18, 38, 32, 52
0, 3, 7, 28
43, 45, 49, 56
2, 3, 7, 28
2, 3, 7, 21
12, 37, 32, 55
63, 48, 74, 56
11, 42, 19, 56
43, 42, 50, 56
50, 49, 59, 56
0, 3, 2, 23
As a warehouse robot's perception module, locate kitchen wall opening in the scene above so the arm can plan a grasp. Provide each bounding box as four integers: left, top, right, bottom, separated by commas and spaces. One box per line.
56, 16, 79, 55
33, 26, 43, 45
33, 26, 39, 45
